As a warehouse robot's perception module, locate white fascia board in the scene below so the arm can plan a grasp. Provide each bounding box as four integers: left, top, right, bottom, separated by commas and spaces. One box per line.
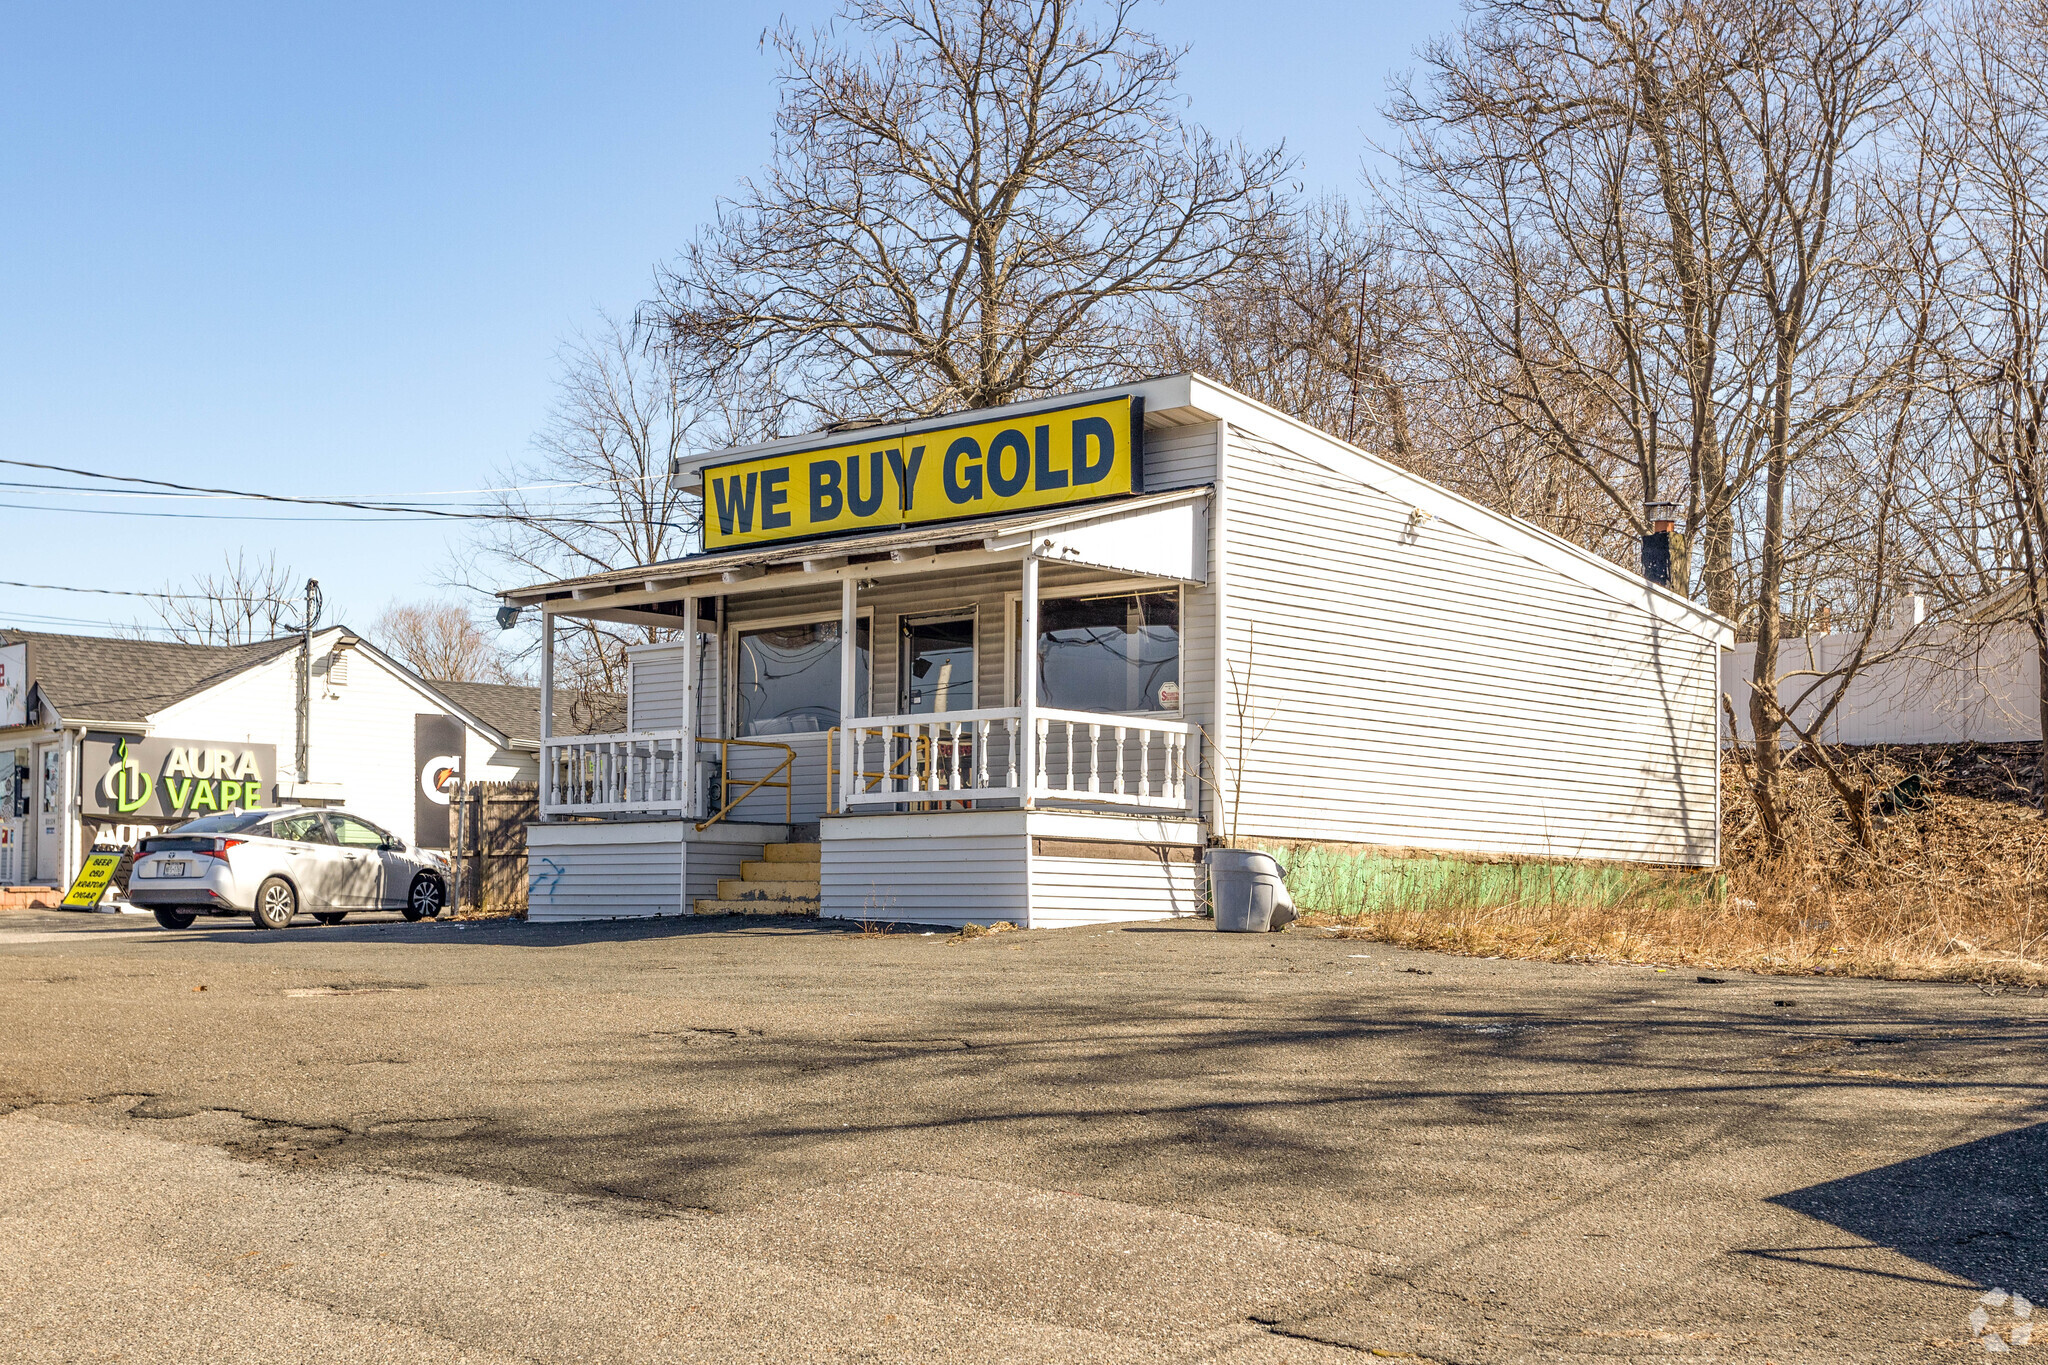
984, 492, 1209, 583
668, 374, 1200, 486
1185, 376, 1737, 649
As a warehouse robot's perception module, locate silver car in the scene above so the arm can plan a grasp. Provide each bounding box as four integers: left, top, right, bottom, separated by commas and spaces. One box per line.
128, 807, 449, 930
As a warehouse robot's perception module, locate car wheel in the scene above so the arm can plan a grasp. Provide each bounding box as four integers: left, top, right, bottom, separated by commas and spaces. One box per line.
251, 877, 297, 930
402, 874, 445, 922
152, 909, 195, 930
313, 912, 347, 926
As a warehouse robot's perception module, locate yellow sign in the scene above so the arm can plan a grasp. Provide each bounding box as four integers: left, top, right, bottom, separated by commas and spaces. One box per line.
702, 394, 1143, 550
61, 851, 124, 909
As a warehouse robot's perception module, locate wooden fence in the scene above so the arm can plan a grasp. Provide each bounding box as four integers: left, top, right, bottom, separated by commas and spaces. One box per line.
451, 781, 537, 917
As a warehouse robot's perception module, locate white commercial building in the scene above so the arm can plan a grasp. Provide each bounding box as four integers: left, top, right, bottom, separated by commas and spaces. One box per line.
499, 373, 1733, 927
0, 627, 542, 890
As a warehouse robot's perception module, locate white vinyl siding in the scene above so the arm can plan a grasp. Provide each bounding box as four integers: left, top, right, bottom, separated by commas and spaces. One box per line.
1030, 857, 1202, 926
820, 810, 1204, 925
1140, 419, 1218, 492
628, 647, 694, 731
525, 823, 681, 921
822, 827, 1030, 924
1220, 430, 1721, 866
684, 836, 755, 904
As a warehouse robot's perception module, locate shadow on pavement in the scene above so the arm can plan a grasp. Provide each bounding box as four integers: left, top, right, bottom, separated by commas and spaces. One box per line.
1763, 1121, 2048, 1301
137, 912, 864, 948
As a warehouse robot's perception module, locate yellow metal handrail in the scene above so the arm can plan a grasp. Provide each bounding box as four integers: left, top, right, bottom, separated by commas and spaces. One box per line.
825, 726, 974, 814
826, 726, 918, 815
694, 737, 797, 831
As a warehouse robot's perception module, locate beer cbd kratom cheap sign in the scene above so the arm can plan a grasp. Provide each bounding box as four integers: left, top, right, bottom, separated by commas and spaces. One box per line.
81, 733, 277, 821
702, 394, 1143, 550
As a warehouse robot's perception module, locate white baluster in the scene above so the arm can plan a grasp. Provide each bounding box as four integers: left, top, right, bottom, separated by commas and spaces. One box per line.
1035, 718, 1050, 792
975, 720, 990, 787
1004, 718, 1018, 788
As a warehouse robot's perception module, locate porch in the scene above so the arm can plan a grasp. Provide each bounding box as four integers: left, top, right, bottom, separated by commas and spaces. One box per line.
508, 488, 1213, 925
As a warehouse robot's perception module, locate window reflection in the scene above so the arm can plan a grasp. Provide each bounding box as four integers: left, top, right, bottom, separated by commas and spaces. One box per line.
1034, 592, 1179, 713
735, 621, 870, 736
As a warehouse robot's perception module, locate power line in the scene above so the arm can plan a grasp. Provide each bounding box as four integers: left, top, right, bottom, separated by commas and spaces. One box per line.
0, 456, 502, 520
0, 500, 451, 523
0, 580, 287, 605
0, 458, 681, 510
0, 612, 187, 637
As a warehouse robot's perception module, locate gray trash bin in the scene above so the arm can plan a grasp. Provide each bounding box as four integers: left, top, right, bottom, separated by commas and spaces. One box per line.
1207, 848, 1297, 933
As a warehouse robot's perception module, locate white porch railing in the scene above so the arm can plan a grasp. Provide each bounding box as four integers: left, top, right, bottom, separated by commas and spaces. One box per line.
838, 708, 1027, 809
839, 706, 1198, 814
542, 729, 692, 816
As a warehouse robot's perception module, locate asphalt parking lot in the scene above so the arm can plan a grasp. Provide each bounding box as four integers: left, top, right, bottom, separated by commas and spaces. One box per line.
2, 907, 2043, 1363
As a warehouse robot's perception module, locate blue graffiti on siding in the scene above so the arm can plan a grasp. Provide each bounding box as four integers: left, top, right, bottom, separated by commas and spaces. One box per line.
529, 857, 566, 905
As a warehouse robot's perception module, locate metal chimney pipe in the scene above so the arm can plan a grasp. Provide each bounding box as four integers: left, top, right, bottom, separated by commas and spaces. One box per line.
1641, 500, 1678, 587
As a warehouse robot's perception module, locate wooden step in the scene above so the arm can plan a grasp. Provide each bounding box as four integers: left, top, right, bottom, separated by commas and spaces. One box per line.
716, 878, 819, 901
693, 897, 819, 917
762, 842, 822, 864
740, 860, 820, 884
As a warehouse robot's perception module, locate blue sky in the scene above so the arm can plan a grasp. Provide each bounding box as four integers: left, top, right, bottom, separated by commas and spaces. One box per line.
2, 1, 1463, 639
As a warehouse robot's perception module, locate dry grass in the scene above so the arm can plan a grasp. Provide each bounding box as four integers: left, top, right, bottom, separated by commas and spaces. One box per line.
453, 904, 523, 922
1272, 750, 2048, 986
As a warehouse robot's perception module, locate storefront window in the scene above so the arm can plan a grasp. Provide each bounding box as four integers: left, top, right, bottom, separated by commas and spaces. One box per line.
1032, 591, 1180, 714
735, 620, 871, 736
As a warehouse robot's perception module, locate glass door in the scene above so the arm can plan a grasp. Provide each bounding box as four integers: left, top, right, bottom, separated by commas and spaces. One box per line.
900, 616, 976, 714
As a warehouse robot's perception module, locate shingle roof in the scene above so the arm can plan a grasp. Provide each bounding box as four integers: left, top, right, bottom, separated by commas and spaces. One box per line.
1, 629, 301, 726
432, 679, 625, 744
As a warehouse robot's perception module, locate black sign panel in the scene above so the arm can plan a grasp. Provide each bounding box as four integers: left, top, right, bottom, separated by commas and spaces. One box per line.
79, 733, 279, 821
413, 714, 464, 849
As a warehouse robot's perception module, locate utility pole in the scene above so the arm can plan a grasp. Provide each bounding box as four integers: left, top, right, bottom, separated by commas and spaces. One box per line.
296, 578, 321, 784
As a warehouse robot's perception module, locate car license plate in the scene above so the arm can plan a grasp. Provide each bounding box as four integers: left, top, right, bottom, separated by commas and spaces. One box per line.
161, 861, 189, 878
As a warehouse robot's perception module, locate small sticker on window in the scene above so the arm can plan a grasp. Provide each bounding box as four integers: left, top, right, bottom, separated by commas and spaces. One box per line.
1158, 681, 1181, 710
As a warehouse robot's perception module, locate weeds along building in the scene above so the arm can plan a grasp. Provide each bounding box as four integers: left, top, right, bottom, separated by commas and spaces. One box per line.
498, 373, 1734, 927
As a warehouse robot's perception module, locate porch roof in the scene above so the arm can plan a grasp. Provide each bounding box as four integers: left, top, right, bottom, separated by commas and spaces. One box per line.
500, 485, 1211, 611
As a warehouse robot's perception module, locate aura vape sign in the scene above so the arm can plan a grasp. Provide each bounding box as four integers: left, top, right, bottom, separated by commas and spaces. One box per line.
81, 733, 277, 820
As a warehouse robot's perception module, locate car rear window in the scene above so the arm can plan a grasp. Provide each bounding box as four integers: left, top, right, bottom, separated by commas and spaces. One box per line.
144, 837, 219, 854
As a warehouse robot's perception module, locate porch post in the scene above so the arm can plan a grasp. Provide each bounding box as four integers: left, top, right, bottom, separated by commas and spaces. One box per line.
539, 608, 555, 815
680, 594, 698, 819
838, 576, 857, 815
1019, 553, 1039, 807
539, 608, 555, 741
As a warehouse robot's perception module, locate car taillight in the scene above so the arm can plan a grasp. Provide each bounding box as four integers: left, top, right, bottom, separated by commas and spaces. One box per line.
199, 839, 245, 863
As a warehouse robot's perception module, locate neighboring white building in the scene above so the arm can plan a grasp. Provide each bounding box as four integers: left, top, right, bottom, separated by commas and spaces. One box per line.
1723, 621, 2041, 746
498, 373, 1734, 928
0, 627, 543, 889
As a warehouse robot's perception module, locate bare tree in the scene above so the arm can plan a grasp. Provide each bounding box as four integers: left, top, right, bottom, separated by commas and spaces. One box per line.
1388, 0, 1765, 613
1148, 197, 1424, 459
651, 0, 1292, 425
1390, 0, 1932, 850
460, 315, 703, 726
371, 601, 515, 684
144, 550, 297, 646
1910, 0, 2048, 810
